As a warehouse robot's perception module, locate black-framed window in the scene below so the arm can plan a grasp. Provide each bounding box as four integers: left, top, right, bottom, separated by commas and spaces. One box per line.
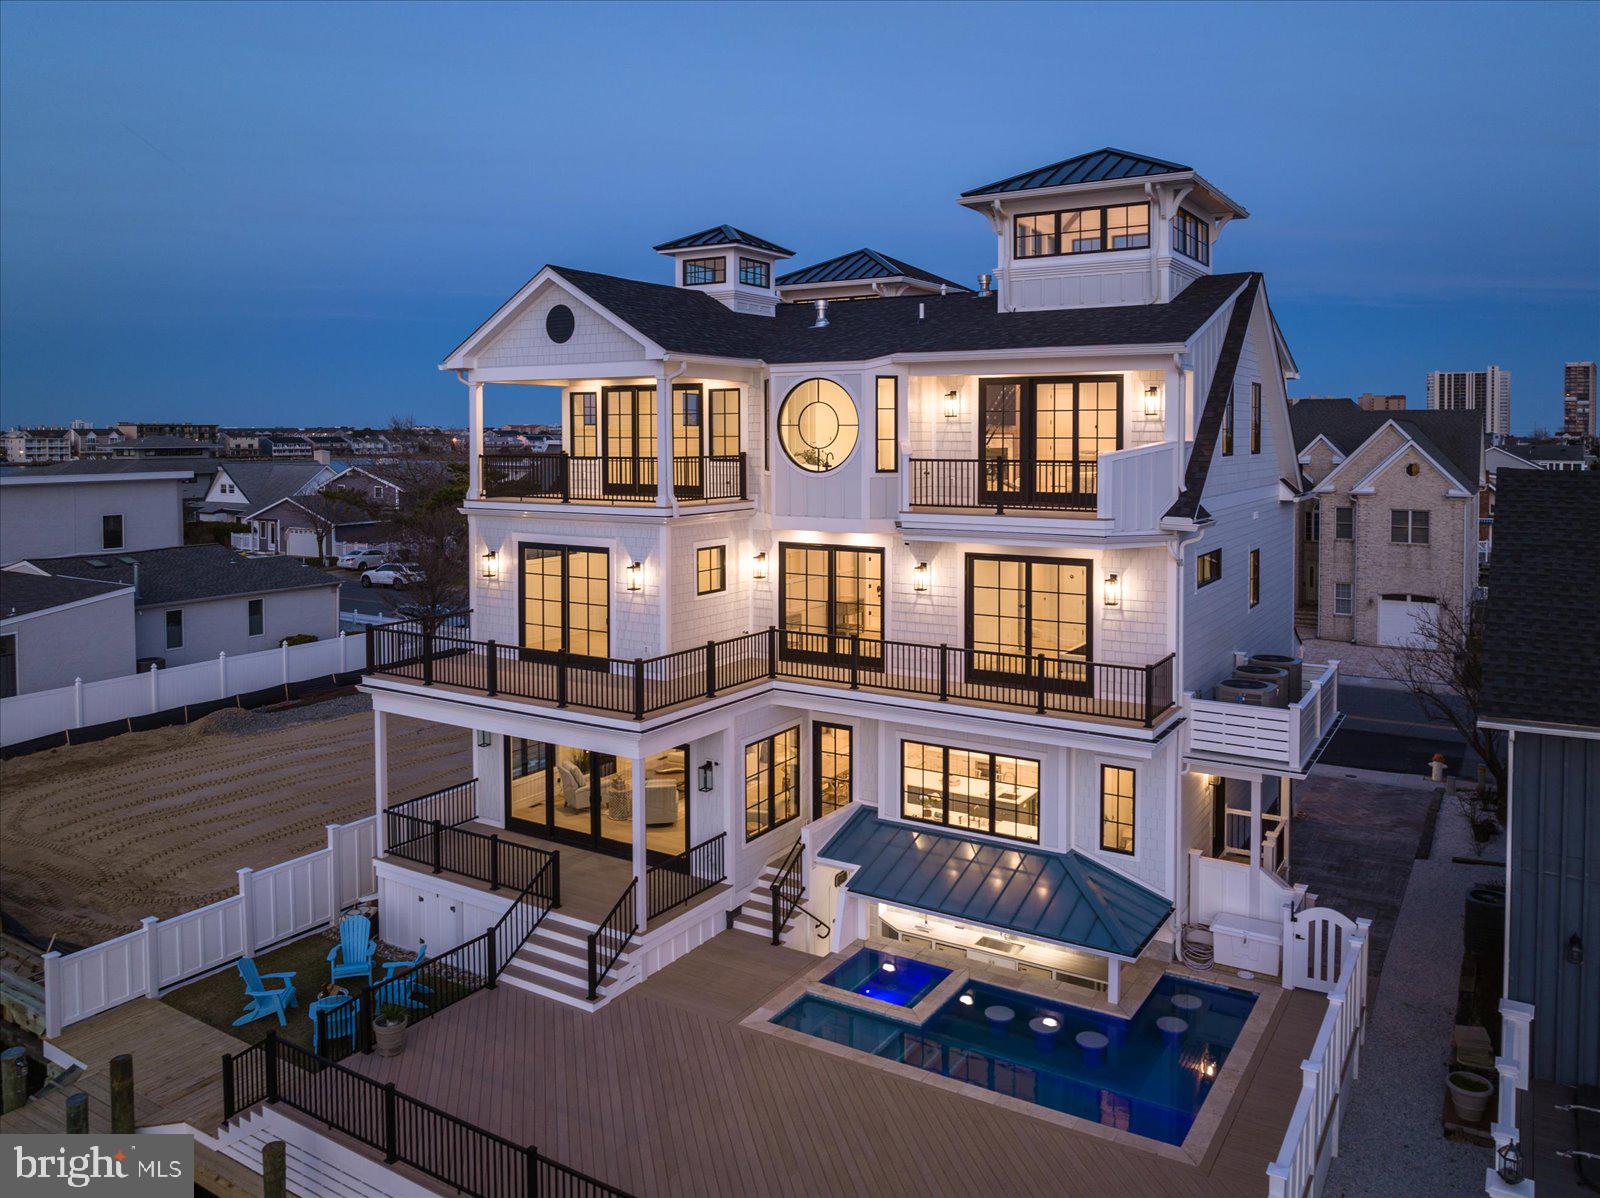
709, 388, 740, 457
1100, 765, 1135, 855
814, 722, 852, 819
569, 392, 598, 457
779, 543, 883, 660
1013, 202, 1149, 259
745, 726, 799, 841
762, 379, 770, 472
1173, 209, 1211, 265
1390, 509, 1430, 544
519, 544, 609, 660
1197, 549, 1222, 589
696, 545, 726, 595
875, 376, 898, 472
0, 633, 14, 699
1221, 388, 1235, 456
738, 257, 769, 287
683, 256, 725, 285
248, 598, 264, 636
1249, 549, 1261, 608
1250, 382, 1262, 454
1335, 506, 1354, 540
966, 553, 1090, 681
102, 514, 123, 550
165, 609, 183, 650
901, 740, 1040, 844
672, 386, 702, 460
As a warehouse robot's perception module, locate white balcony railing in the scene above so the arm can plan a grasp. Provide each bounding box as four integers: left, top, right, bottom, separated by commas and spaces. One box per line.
1186, 660, 1341, 773
1094, 440, 1180, 534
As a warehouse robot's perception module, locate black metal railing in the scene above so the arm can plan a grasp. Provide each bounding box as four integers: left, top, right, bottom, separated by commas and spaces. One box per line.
645, 833, 726, 921
585, 879, 638, 1001
368, 621, 1175, 728
385, 798, 560, 899
385, 778, 477, 850
223, 1032, 631, 1198
770, 839, 806, 946
906, 457, 1099, 512
480, 453, 747, 504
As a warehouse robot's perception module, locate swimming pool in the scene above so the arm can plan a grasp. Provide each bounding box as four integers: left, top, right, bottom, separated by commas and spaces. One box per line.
819, 948, 951, 1007
773, 974, 1256, 1145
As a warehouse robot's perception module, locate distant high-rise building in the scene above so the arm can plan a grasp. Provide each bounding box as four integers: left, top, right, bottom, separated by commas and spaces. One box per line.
1356, 393, 1406, 412
1564, 361, 1597, 438
1427, 366, 1510, 438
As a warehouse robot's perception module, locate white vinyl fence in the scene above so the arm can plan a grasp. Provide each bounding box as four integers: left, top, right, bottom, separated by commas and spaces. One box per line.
41, 817, 377, 1038
0, 632, 366, 748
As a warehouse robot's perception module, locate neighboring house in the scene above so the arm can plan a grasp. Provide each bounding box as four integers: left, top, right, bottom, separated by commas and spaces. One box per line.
262, 435, 314, 459
0, 460, 193, 564
2, 427, 74, 463
114, 421, 221, 442
196, 459, 334, 523
1477, 469, 1600, 1196
324, 464, 404, 509
221, 430, 264, 455
6, 544, 340, 668
1480, 443, 1547, 565
241, 494, 386, 561
1290, 398, 1481, 646
0, 570, 135, 695
1514, 440, 1591, 472
101, 434, 219, 458
359, 146, 1352, 1024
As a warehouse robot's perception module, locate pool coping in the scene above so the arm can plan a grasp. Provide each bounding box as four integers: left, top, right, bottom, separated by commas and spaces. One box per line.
741, 936, 1286, 1168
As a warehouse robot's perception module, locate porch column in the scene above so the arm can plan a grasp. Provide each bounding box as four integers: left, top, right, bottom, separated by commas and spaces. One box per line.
655, 367, 675, 511
373, 709, 389, 856
1248, 777, 1263, 913
1280, 777, 1292, 873
631, 756, 649, 926
467, 380, 484, 500
1107, 959, 1121, 1006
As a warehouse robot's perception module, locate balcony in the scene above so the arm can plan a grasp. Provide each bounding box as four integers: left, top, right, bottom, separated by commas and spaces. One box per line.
479, 452, 748, 505
364, 623, 1177, 729
1185, 660, 1342, 776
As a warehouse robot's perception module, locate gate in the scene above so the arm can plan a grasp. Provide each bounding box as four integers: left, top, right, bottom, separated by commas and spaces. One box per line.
1284, 906, 1358, 992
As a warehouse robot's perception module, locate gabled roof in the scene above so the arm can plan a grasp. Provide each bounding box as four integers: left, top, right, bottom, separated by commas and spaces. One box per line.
962, 147, 1192, 197
210, 460, 329, 510
0, 570, 130, 620
650, 225, 794, 256
776, 248, 970, 293
818, 807, 1172, 959
20, 544, 339, 606
1289, 399, 1481, 491
1480, 470, 1600, 731
248, 494, 378, 526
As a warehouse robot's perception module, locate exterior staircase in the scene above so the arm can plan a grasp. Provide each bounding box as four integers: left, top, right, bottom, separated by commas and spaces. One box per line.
730, 856, 805, 943
211, 1108, 433, 1198
499, 910, 636, 1010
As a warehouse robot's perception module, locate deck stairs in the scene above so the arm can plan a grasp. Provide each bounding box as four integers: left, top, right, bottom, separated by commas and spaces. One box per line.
209, 1108, 433, 1198
498, 909, 638, 1011
730, 853, 823, 947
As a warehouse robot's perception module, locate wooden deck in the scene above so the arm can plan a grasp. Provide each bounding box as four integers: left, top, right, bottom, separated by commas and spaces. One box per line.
346, 932, 1325, 1198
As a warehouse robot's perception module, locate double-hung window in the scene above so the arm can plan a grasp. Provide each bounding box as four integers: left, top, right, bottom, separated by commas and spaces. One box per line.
165, 609, 183, 650
738, 257, 769, 287
1334, 582, 1353, 616
247, 598, 264, 637
1100, 765, 1136, 855
1391, 509, 1430, 544
683, 257, 724, 285
902, 740, 1040, 843
696, 545, 726, 595
745, 727, 799, 840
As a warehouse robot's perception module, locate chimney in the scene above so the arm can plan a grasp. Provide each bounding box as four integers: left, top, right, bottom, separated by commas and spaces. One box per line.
978, 274, 992, 297
813, 299, 829, 328
313, 448, 331, 465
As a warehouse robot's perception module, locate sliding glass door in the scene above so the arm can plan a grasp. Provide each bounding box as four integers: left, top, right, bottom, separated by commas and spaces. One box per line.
978, 376, 1121, 506
965, 553, 1091, 691
505, 739, 690, 860
778, 543, 884, 666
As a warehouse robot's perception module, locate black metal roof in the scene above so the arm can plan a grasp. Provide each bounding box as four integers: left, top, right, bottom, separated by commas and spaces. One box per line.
0, 570, 130, 619
650, 225, 794, 256
22, 544, 340, 607
776, 248, 970, 292
1289, 399, 1482, 491
961, 147, 1192, 198
1480, 470, 1600, 730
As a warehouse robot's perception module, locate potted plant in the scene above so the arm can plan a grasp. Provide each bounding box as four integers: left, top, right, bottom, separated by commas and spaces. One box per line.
373, 1004, 408, 1057
1447, 1070, 1493, 1122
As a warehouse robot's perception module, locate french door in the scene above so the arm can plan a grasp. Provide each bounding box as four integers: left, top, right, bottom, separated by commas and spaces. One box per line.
519, 544, 609, 664
978, 376, 1121, 507
813, 722, 852, 819
505, 739, 690, 861
778, 544, 884, 667
602, 385, 657, 496
965, 553, 1091, 691
671, 386, 705, 498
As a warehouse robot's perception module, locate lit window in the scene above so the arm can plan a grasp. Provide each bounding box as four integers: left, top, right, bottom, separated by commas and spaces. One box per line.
1250, 382, 1262, 454
1221, 388, 1235, 456
1334, 582, 1353, 616
1100, 765, 1135, 855
683, 257, 725, 286
1196, 549, 1222, 589
777, 379, 858, 472
709, 389, 740, 457
901, 740, 1040, 844
1173, 210, 1211, 265
875, 376, 897, 472
745, 727, 799, 840
1013, 203, 1150, 259
738, 257, 769, 287
569, 393, 598, 457
696, 545, 726, 596
1248, 548, 1260, 608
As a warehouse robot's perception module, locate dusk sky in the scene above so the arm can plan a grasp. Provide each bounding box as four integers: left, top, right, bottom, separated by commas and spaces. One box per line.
1, 1, 1596, 433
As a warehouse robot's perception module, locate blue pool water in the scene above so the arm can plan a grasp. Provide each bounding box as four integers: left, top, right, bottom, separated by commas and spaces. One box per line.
774, 974, 1256, 1145
820, 948, 951, 1007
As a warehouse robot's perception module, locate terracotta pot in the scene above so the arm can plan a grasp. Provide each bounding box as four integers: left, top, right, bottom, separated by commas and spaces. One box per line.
1447, 1070, 1493, 1123
374, 1017, 407, 1058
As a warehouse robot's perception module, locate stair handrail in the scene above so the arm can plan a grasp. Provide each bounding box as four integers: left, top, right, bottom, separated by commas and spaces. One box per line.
487, 852, 560, 979
769, 839, 806, 946
585, 878, 638, 1000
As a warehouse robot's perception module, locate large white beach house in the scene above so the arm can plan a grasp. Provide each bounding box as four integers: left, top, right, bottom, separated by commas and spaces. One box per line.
362, 148, 1343, 1013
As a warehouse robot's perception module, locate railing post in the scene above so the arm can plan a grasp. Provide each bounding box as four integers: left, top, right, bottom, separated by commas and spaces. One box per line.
430, 820, 442, 874
422, 625, 434, 686
488, 834, 500, 892
364, 625, 375, 672
221, 1052, 235, 1120
485, 922, 498, 987
767, 626, 778, 678
705, 639, 717, 698
525, 1146, 541, 1198
938, 644, 949, 701
560, 454, 570, 503
555, 653, 568, 707
551, 854, 561, 908
1035, 653, 1047, 714
633, 658, 646, 719
586, 934, 599, 1001
265, 1031, 280, 1105
485, 639, 498, 697
1144, 663, 1154, 727
849, 635, 860, 689
382, 1082, 399, 1163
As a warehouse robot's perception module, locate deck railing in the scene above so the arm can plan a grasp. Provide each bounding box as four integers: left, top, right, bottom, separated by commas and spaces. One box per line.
367, 623, 1175, 728
645, 833, 726, 920
223, 1031, 631, 1198
480, 453, 747, 504
385, 784, 560, 899
585, 879, 638, 1001
906, 457, 1098, 512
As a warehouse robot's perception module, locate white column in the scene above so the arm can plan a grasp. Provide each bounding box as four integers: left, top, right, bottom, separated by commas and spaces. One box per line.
655, 368, 675, 510
631, 756, 649, 926
1248, 777, 1263, 914
373, 709, 389, 856
1107, 958, 1121, 1006
468, 380, 485, 499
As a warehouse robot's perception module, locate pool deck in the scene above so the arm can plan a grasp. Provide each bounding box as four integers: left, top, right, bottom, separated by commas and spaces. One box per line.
343, 930, 1327, 1197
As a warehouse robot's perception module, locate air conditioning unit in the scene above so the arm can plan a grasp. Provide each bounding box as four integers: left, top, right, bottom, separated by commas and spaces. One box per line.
1215, 678, 1274, 705
1248, 653, 1303, 697
1232, 664, 1289, 706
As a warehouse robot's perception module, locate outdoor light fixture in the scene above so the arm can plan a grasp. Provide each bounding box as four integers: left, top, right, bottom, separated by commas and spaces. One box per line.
959, 993, 974, 1006
943, 390, 960, 420
751, 551, 769, 580
1103, 573, 1121, 607
1496, 1141, 1523, 1185
881, 962, 896, 973
697, 760, 715, 792
481, 548, 497, 579
476, 730, 491, 748
1143, 384, 1162, 418
1040, 1016, 1059, 1029
912, 561, 931, 592
624, 561, 643, 592
1568, 933, 1585, 965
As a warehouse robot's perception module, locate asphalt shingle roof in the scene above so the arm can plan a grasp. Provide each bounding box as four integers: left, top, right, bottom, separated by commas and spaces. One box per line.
1, 570, 129, 619
23, 544, 339, 606
961, 147, 1192, 198
1289, 398, 1482, 491
1480, 470, 1600, 730
0, 458, 200, 479
776, 248, 970, 292
650, 225, 794, 256
211, 460, 329, 511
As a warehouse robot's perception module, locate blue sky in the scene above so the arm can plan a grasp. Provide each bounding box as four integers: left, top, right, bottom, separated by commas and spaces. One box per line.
1, 1, 1596, 433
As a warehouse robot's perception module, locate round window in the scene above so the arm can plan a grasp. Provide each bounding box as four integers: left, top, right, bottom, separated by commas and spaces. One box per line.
777, 379, 858, 472
546, 304, 575, 344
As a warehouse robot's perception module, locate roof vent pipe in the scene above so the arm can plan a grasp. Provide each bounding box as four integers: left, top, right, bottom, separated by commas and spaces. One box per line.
813, 299, 829, 328
918, 303, 925, 321
978, 273, 992, 297
939, 283, 948, 297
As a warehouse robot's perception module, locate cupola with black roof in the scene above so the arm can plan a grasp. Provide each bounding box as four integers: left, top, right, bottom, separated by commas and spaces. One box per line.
653, 224, 793, 317
775, 248, 971, 303
957, 148, 1248, 313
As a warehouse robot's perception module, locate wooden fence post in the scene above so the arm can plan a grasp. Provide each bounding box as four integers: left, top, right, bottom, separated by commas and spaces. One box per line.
141, 915, 160, 998
238, 867, 257, 957
1, 1047, 26, 1114
65, 1091, 88, 1133
149, 663, 161, 713
42, 951, 61, 1038
109, 1054, 134, 1134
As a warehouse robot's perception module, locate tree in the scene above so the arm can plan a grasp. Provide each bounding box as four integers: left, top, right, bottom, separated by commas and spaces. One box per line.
1384, 596, 1507, 808
289, 489, 368, 565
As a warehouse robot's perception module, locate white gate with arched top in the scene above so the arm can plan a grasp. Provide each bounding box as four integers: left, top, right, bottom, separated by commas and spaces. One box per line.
1283, 906, 1359, 992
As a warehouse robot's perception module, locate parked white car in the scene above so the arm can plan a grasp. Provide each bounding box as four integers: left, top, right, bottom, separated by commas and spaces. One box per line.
360, 562, 422, 588
337, 547, 389, 570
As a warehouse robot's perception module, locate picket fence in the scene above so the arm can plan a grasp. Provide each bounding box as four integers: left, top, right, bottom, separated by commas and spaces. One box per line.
0, 631, 366, 748
41, 816, 377, 1038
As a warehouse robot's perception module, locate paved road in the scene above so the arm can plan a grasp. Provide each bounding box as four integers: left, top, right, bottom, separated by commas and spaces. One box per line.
1320, 680, 1480, 778
338, 574, 415, 618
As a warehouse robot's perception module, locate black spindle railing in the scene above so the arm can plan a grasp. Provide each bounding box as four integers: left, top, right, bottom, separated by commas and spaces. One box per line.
585, 879, 638, 1001
907, 457, 1098, 512
770, 839, 806, 946
646, 833, 726, 920
479, 453, 747, 504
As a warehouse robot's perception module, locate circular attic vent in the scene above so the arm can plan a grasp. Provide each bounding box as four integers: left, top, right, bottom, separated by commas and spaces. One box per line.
546, 304, 575, 344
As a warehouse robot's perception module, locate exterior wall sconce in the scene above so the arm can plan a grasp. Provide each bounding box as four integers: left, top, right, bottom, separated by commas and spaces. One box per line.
481, 549, 497, 579
943, 390, 961, 420
752, 551, 769, 580
624, 561, 643, 592
1143, 385, 1162, 418
1568, 932, 1584, 965
912, 561, 931, 592
475, 729, 491, 748
698, 760, 716, 792
1496, 1141, 1523, 1185
1103, 573, 1121, 607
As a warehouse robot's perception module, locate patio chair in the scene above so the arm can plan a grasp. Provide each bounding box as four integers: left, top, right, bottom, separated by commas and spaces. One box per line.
232, 958, 298, 1028
309, 993, 357, 1054
327, 914, 376, 986
377, 943, 431, 1010
645, 779, 680, 826
557, 763, 591, 812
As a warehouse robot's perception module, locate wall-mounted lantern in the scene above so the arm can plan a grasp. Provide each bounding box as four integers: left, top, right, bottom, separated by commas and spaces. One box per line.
1143, 385, 1162, 418
751, 551, 769, 580
481, 549, 498, 579
624, 561, 643, 592
476, 729, 492, 748
1496, 1141, 1523, 1186
1103, 572, 1121, 607
1568, 932, 1585, 965
912, 561, 931, 593
697, 760, 716, 792
943, 390, 961, 421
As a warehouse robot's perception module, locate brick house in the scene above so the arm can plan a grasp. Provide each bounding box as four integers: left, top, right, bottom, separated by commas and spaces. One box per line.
1290, 398, 1481, 646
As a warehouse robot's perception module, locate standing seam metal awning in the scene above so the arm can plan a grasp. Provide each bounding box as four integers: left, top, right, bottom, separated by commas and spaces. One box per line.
817, 808, 1172, 959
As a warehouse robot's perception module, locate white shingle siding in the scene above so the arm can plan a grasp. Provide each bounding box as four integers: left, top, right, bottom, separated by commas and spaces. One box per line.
475, 282, 645, 370
1067, 739, 1177, 895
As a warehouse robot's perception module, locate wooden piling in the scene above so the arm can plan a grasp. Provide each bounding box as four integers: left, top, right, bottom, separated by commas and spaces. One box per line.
65, 1090, 88, 1133
1, 1046, 26, 1113
262, 1139, 287, 1198
109, 1053, 134, 1134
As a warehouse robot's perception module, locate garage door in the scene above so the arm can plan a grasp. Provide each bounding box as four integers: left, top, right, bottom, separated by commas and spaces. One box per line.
1377, 595, 1438, 647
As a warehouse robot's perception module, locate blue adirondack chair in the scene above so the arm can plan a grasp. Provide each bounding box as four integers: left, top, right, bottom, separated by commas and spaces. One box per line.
378, 942, 430, 1009
327, 914, 376, 985
232, 958, 298, 1027
310, 994, 357, 1054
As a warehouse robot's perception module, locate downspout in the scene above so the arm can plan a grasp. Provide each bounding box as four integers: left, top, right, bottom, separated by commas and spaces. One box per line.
1348, 495, 1358, 643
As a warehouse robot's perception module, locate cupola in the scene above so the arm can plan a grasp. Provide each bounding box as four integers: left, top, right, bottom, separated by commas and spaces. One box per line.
653, 225, 794, 317
775, 248, 971, 302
